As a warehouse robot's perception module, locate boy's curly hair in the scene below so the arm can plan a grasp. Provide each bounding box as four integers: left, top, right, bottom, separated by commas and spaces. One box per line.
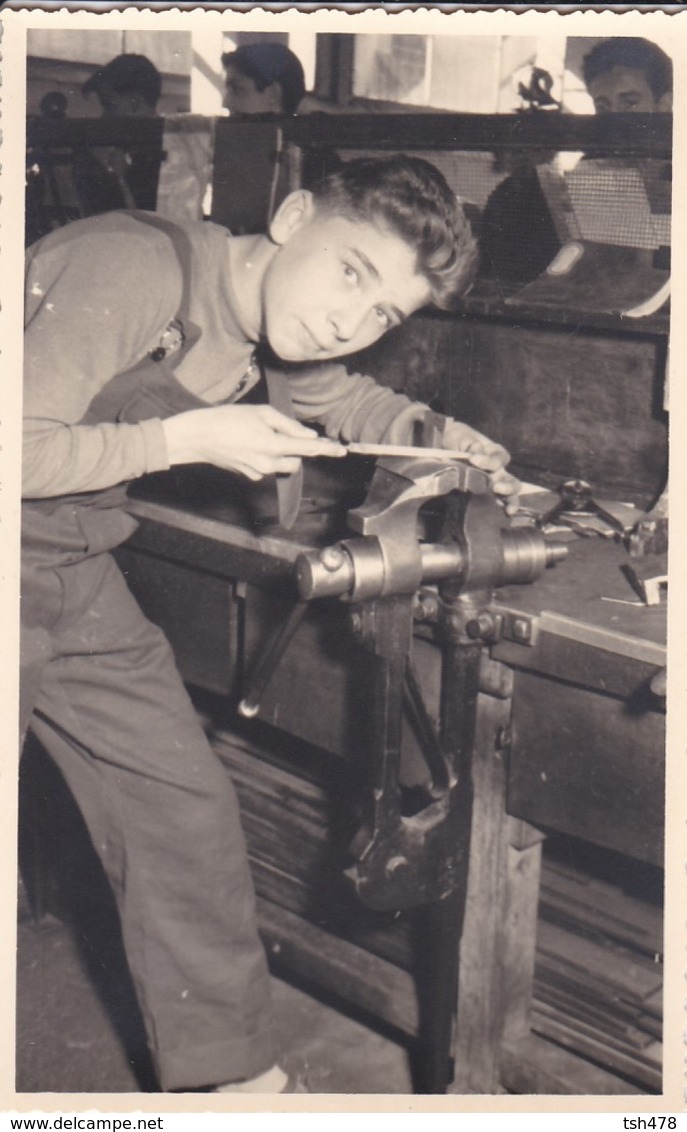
311, 155, 478, 311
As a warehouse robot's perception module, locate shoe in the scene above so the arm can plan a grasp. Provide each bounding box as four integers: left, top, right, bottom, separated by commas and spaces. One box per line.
213, 1065, 310, 1094
282, 1072, 310, 1094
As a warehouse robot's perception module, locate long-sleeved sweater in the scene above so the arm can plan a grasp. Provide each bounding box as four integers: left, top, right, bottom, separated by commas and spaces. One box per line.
24, 212, 433, 500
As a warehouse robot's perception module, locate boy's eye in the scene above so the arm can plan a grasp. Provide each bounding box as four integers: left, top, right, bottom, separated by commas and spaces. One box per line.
374, 307, 391, 328
343, 263, 358, 284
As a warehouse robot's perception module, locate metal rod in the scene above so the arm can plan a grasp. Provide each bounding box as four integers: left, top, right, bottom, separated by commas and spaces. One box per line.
238, 600, 308, 717
403, 660, 451, 797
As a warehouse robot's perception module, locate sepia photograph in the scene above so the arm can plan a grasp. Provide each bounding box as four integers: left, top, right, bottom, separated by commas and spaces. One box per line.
0, 2, 682, 1116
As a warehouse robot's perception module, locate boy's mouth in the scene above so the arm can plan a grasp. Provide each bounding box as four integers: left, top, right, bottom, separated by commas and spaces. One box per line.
300, 322, 328, 356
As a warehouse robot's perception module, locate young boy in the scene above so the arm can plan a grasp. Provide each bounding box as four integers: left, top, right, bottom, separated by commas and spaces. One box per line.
22, 155, 517, 1093
221, 42, 306, 117
582, 36, 672, 114
82, 52, 162, 117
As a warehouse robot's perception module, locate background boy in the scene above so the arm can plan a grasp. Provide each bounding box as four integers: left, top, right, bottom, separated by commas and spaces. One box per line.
582, 36, 672, 115
222, 42, 306, 118
82, 52, 162, 117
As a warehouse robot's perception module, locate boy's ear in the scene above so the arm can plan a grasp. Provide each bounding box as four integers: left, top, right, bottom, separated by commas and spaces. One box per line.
656, 90, 672, 111
269, 189, 316, 245
263, 81, 284, 113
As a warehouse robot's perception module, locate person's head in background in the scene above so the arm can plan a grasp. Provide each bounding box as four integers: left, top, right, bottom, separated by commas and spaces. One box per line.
82, 54, 162, 117
222, 43, 306, 117
582, 37, 672, 114
40, 91, 68, 120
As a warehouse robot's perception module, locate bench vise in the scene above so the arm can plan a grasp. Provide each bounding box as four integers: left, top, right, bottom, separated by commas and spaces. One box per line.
241, 454, 566, 914
293, 456, 564, 913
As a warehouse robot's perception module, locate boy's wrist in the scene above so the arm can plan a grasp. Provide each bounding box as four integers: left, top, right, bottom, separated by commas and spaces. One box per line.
161, 412, 198, 466
414, 409, 448, 449
141, 417, 172, 474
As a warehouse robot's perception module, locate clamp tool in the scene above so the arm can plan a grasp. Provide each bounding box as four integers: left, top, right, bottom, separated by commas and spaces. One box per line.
536, 478, 627, 535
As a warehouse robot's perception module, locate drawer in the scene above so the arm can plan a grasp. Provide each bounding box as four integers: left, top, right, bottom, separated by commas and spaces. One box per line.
507, 669, 664, 866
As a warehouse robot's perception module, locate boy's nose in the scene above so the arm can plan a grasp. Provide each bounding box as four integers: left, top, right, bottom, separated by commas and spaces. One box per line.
328, 304, 367, 343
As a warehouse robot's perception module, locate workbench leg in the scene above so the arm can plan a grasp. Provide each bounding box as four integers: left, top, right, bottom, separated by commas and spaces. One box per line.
414, 628, 480, 1094
449, 680, 545, 1095
414, 889, 463, 1094
501, 819, 545, 1051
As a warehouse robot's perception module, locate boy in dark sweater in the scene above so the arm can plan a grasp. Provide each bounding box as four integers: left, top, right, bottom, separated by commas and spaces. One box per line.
22, 155, 517, 1093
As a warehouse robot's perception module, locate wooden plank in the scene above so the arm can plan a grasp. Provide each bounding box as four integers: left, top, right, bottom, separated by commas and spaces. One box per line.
534, 982, 656, 1050
536, 921, 663, 1002
540, 856, 663, 944
500, 1033, 646, 1096
635, 1013, 663, 1042
534, 1002, 662, 1071
252, 857, 416, 972
255, 895, 419, 1038
535, 964, 653, 1027
538, 869, 663, 958
530, 1008, 662, 1092
641, 987, 664, 1016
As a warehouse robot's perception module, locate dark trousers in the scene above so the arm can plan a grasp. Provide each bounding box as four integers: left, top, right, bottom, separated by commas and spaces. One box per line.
21, 550, 275, 1091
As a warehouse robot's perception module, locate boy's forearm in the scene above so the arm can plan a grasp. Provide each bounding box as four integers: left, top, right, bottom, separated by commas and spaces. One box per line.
288, 364, 436, 445
22, 418, 169, 498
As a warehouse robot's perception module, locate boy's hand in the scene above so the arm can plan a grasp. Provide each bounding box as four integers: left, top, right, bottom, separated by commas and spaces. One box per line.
443, 420, 521, 513
162, 404, 346, 481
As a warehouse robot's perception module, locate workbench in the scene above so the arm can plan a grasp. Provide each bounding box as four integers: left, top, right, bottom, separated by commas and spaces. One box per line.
114, 459, 666, 1095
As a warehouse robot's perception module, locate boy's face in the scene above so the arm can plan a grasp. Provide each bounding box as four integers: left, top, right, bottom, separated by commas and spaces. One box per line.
96, 82, 152, 117
262, 201, 431, 363
223, 66, 283, 117
587, 65, 669, 113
